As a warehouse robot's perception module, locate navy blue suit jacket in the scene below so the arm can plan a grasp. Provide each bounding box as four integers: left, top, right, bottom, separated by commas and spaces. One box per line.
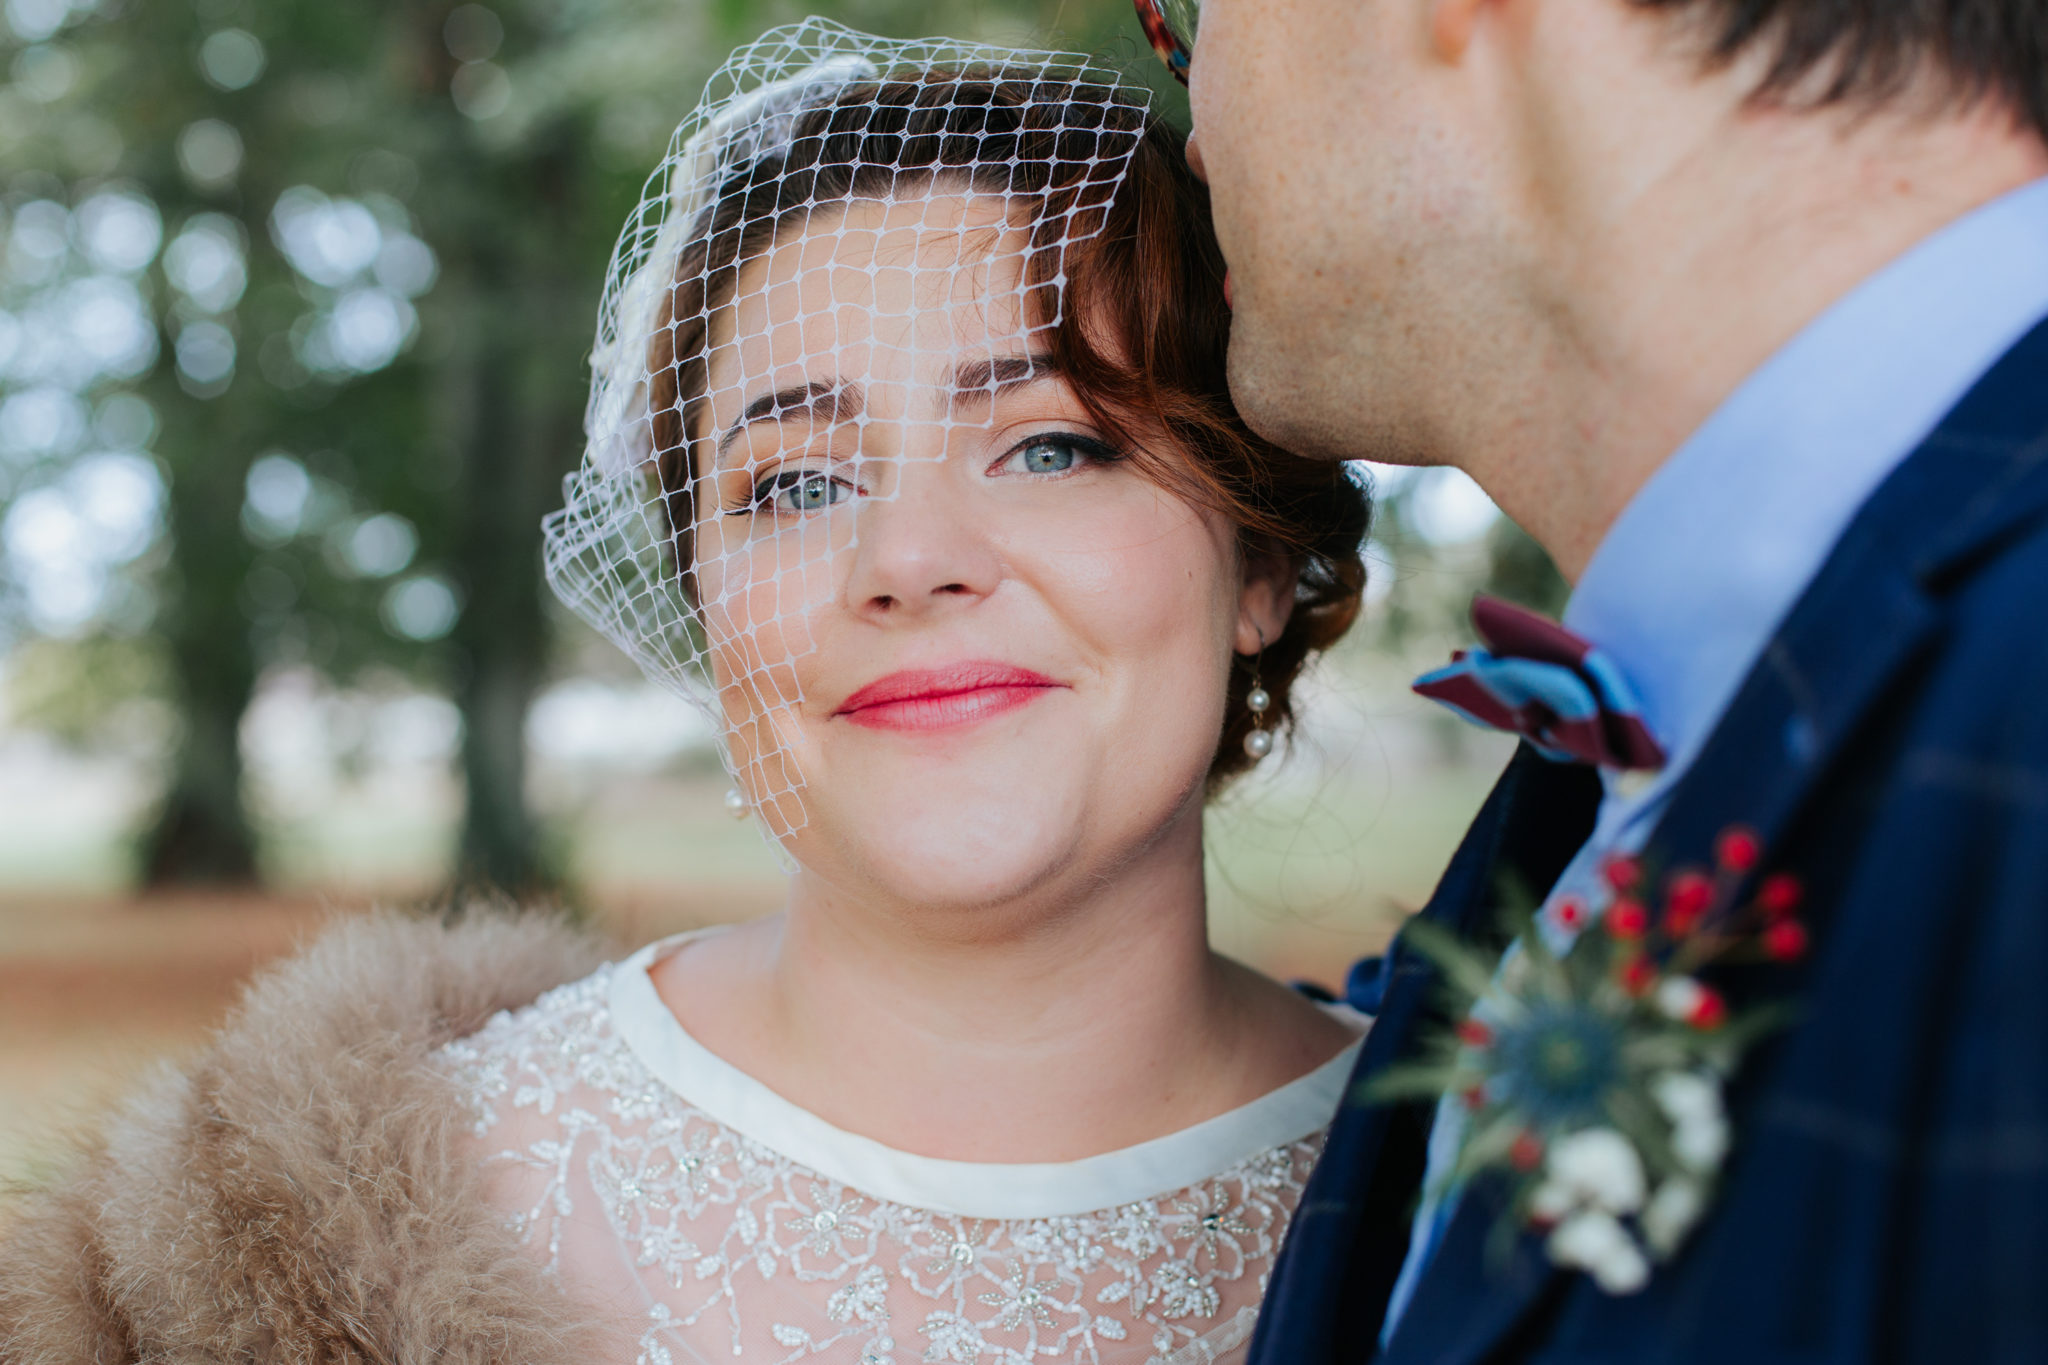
1250, 318, 2048, 1364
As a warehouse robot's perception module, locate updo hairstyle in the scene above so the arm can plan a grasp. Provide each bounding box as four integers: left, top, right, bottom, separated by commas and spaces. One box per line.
647, 72, 1371, 787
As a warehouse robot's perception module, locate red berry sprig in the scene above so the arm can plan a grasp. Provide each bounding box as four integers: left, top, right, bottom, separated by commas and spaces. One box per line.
1595, 825, 1810, 1003
1664, 871, 1714, 936
1715, 826, 1761, 874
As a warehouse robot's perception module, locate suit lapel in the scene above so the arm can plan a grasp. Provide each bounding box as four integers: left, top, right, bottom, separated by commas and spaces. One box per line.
1340, 752, 1601, 1334
1381, 316, 2048, 1365
1249, 749, 1600, 1360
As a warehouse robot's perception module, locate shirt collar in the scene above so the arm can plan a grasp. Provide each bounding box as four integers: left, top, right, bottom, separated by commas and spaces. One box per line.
1563, 175, 2048, 781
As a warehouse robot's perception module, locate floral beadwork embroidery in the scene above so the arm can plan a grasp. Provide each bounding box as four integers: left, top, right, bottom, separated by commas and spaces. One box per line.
441, 967, 1325, 1364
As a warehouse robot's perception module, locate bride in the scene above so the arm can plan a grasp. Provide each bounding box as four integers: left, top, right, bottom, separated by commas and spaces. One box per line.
0, 21, 1372, 1365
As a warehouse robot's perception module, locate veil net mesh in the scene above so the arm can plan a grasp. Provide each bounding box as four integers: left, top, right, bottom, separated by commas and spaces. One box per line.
542, 18, 1152, 848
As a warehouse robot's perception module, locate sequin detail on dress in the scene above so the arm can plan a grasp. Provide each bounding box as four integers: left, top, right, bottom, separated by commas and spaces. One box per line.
441, 966, 1328, 1365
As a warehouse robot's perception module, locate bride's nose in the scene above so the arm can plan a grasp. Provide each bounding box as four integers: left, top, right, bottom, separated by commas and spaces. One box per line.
842, 460, 1001, 621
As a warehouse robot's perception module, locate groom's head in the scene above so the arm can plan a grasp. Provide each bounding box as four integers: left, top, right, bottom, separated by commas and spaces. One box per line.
1188, 0, 2048, 523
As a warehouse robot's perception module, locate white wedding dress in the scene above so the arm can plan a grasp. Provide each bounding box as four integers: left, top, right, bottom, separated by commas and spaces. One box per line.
440, 932, 1367, 1365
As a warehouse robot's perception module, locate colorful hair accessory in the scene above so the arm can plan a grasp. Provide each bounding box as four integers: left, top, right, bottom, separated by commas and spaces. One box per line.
1133, 0, 1192, 84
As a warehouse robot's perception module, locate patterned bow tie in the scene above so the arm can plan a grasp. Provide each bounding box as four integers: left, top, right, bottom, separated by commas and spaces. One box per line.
1412, 595, 1667, 770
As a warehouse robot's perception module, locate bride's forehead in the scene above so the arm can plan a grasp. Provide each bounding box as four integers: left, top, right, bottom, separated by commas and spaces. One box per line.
766, 190, 1023, 274
712, 191, 1035, 365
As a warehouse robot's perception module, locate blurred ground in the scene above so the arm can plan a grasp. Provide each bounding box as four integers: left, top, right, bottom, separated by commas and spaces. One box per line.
0, 659, 1512, 1184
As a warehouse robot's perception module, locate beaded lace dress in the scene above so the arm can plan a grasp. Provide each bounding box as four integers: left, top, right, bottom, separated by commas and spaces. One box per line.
441, 932, 1366, 1365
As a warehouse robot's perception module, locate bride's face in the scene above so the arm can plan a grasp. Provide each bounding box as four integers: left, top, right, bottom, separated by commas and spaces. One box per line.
692, 189, 1269, 913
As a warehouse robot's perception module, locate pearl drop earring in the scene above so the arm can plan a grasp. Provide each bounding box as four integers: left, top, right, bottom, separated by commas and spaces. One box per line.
1243, 634, 1274, 760
723, 787, 750, 819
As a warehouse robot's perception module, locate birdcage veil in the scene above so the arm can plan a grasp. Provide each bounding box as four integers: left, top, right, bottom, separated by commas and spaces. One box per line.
541, 17, 1153, 846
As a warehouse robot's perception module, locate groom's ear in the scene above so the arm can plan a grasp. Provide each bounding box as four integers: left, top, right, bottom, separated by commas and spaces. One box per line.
1235, 549, 1299, 656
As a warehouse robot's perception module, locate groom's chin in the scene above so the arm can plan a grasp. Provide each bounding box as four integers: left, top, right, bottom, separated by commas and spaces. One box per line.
1226, 324, 1413, 466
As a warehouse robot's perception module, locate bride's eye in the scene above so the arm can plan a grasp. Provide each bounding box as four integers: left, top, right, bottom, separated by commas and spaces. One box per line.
996, 433, 1117, 478
753, 469, 855, 513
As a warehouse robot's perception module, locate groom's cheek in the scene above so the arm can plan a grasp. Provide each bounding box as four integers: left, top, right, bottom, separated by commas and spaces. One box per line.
1182, 10, 1268, 259
1186, 0, 1338, 206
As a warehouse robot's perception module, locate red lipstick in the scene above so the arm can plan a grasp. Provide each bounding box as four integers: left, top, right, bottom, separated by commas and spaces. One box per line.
834, 661, 1063, 733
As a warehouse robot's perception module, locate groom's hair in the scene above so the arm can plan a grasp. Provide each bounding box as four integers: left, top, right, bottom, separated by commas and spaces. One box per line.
1638, 0, 2048, 142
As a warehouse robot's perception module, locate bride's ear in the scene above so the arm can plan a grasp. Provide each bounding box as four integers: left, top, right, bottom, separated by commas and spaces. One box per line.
1235, 550, 1298, 657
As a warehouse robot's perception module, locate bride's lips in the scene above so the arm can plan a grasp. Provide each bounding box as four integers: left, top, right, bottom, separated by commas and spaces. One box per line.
834, 662, 1064, 733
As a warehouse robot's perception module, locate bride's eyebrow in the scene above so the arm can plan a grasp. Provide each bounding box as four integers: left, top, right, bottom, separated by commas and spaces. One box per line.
714, 354, 1058, 462
950, 352, 1057, 408
716, 381, 862, 461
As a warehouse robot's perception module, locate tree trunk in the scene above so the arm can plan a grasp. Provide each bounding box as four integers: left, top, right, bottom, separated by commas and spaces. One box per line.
449, 324, 548, 896
441, 236, 579, 899
143, 396, 260, 886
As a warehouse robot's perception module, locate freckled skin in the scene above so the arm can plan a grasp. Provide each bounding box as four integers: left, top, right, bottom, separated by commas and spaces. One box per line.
1189, 0, 1510, 469
692, 190, 1276, 921
646, 188, 1354, 1166
1190, 0, 2048, 576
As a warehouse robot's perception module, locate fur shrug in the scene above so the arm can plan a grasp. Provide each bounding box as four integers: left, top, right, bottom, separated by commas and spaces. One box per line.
0, 909, 615, 1365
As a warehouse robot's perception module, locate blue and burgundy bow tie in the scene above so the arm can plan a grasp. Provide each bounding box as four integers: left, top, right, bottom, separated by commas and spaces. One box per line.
1412, 595, 1667, 771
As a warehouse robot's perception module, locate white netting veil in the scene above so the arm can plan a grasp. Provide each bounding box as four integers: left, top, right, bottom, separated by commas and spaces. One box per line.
542, 17, 1153, 846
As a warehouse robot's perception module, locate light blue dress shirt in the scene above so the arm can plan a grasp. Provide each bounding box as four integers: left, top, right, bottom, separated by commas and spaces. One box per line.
1380, 174, 2048, 1344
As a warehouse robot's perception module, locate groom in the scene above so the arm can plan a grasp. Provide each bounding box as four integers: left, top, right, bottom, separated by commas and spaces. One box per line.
1170, 0, 2048, 1360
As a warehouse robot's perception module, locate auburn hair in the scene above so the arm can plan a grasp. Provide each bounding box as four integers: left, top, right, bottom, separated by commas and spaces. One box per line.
648, 72, 1371, 787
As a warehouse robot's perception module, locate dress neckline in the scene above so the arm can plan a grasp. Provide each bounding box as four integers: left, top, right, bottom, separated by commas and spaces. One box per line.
607, 930, 1366, 1220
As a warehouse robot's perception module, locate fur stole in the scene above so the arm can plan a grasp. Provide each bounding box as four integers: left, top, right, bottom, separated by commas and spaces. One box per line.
0, 908, 614, 1365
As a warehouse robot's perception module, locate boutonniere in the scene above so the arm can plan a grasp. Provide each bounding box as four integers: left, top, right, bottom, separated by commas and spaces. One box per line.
1369, 827, 1807, 1293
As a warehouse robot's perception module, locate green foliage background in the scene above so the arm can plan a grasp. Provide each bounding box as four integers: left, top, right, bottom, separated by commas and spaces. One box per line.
0, 0, 1554, 895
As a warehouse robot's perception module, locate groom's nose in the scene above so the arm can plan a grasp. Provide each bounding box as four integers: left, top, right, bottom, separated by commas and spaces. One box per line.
1183, 131, 1209, 183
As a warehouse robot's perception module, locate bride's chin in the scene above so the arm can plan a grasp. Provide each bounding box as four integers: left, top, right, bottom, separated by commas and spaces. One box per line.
875, 828, 1069, 903
790, 798, 1095, 923
773, 731, 1210, 923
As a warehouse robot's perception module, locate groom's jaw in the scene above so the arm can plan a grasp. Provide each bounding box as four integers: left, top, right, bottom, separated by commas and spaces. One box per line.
1192, 0, 2048, 580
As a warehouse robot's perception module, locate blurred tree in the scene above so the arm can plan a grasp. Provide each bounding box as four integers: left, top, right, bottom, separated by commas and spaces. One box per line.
1354, 462, 1567, 657
1482, 515, 1569, 616
0, 0, 670, 888
3, 633, 170, 752
0, 0, 1162, 893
